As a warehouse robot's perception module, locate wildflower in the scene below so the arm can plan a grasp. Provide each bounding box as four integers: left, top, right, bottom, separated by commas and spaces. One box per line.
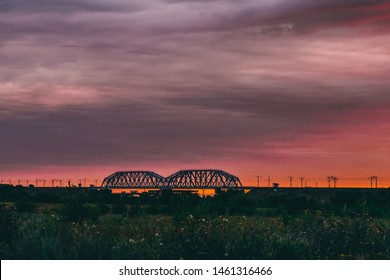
159, 242, 164, 246
222, 218, 228, 222
188, 214, 194, 219
155, 232, 159, 237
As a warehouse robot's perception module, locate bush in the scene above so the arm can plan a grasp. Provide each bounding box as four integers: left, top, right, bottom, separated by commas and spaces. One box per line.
16, 195, 37, 213
62, 193, 90, 221
0, 204, 20, 243
112, 202, 127, 215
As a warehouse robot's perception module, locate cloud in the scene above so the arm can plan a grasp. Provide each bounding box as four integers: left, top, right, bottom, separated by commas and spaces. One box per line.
1, 0, 389, 43
0, 100, 252, 169
1, 0, 390, 177
0, 0, 144, 14
1, 80, 389, 171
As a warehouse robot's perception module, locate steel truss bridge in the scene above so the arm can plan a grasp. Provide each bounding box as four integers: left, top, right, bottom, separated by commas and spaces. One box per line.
101, 169, 242, 189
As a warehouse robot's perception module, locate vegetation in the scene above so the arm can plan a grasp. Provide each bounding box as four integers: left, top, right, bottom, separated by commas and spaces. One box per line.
0, 186, 389, 259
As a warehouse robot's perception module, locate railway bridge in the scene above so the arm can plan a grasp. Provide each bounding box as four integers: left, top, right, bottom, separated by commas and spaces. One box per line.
101, 169, 242, 189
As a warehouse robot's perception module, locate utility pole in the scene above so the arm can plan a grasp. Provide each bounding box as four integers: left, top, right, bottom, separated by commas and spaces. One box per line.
35, 179, 46, 187
326, 176, 332, 188
76, 178, 87, 187
267, 175, 271, 187
299, 177, 305, 188
288, 176, 293, 188
255, 175, 261, 188
369, 176, 378, 188
333, 177, 338, 188
51, 179, 63, 187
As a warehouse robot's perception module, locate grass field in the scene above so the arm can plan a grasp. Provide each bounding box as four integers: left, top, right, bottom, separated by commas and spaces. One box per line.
1, 187, 389, 259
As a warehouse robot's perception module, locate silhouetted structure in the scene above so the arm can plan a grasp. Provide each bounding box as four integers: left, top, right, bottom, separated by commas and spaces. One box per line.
101, 171, 165, 188
101, 169, 242, 189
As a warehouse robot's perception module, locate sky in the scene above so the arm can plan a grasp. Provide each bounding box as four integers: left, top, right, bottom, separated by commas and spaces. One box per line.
1, 0, 390, 187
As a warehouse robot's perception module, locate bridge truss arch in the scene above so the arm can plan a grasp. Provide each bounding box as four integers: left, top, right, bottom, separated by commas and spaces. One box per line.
101, 171, 165, 188
166, 169, 242, 188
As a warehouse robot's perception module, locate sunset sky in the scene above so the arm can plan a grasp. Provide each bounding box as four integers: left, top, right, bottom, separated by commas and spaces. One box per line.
1, 0, 390, 187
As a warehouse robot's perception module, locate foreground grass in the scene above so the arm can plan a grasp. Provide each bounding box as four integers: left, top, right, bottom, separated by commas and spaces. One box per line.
1, 189, 389, 259
1, 211, 389, 259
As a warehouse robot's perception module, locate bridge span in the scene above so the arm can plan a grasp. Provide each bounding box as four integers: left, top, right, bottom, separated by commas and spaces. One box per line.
101, 169, 242, 189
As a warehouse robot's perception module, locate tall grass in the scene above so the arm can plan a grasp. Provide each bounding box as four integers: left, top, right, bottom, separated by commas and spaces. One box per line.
2, 212, 389, 259
1, 189, 389, 259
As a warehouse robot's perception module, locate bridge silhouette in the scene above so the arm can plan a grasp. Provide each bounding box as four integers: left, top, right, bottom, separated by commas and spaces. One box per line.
101, 169, 242, 189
